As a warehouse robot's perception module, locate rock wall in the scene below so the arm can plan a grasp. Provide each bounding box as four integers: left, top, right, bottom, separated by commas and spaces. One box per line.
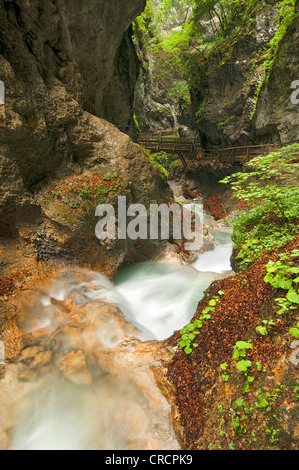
133, 59, 176, 134
0, 0, 174, 274
255, 0, 299, 144
190, 1, 299, 148
0, 0, 146, 135
0, 0, 146, 201
132, 0, 195, 136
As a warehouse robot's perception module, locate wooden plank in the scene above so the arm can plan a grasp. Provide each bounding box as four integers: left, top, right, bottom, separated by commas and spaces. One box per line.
138, 137, 276, 162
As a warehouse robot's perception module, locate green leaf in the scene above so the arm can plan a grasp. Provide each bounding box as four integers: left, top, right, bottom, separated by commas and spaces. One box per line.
236, 360, 252, 372
242, 381, 251, 394
232, 398, 246, 409
184, 347, 193, 355
202, 307, 214, 314
289, 328, 299, 339
186, 323, 195, 332
235, 341, 253, 350
221, 374, 229, 382
286, 290, 299, 304
256, 326, 268, 336
232, 350, 240, 359
278, 279, 293, 290
288, 267, 299, 273
201, 314, 211, 320
256, 395, 268, 408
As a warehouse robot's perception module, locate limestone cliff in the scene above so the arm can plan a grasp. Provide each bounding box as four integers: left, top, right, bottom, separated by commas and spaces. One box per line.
188, 0, 299, 147
255, 0, 299, 144
0, 0, 173, 274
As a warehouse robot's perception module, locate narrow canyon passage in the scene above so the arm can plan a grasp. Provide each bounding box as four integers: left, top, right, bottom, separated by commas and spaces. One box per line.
0, 203, 233, 450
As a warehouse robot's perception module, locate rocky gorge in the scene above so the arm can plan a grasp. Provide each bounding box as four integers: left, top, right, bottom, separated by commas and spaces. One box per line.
0, 0, 298, 452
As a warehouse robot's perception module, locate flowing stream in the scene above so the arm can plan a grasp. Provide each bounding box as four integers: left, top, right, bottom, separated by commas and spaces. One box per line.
1, 206, 233, 450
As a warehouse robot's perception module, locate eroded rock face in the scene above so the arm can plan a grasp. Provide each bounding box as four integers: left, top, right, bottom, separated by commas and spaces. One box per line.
0, 0, 145, 133
190, 1, 299, 147
255, 5, 299, 144
0, 282, 180, 451
0, 0, 175, 273
55, 349, 93, 386
0, 0, 151, 205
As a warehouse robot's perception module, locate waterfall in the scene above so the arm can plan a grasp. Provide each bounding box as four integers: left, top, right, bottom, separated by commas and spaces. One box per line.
4, 218, 233, 450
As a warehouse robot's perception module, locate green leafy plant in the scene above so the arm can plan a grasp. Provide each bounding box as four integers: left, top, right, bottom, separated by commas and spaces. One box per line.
256, 320, 276, 336
236, 360, 252, 373
42, 173, 126, 226
180, 293, 223, 354
220, 363, 230, 382
221, 145, 299, 268
179, 322, 200, 355
289, 322, 299, 339
232, 341, 254, 393
232, 341, 253, 360
168, 80, 190, 110
148, 152, 169, 180
264, 249, 299, 314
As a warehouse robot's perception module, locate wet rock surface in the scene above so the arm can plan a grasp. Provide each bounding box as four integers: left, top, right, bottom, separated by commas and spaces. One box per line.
0, 269, 181, 450
165, 235, 299, 450
0, 0, 174, 277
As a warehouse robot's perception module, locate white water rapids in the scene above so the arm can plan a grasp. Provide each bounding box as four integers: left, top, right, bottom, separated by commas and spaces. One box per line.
2, 209, 233, 450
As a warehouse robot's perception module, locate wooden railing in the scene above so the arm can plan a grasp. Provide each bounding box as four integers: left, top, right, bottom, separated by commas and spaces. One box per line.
139, 129, 178, 139
139, 137, 202, 154
138, 136, 275, 166
199, 144, 275, 164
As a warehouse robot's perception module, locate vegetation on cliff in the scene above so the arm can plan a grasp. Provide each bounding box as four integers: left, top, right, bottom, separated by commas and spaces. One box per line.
0, 0, 298, 452
166, 144, 299, 450
134, 0, 298, 143
41, 173, 126, 230
221, 144, 299, 268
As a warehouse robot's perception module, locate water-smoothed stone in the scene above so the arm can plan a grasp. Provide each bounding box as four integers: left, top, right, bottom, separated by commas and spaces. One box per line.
0, 430, 9, 451
30, 351, 53, 369
19, 346, 41, 364
18, 367, 40, 383
55, 349, 93, 386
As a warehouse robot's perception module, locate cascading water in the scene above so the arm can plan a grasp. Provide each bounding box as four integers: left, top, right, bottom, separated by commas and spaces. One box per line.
193, 231, 233, 274
2, 208, 233, 450
109, 262, 219, 341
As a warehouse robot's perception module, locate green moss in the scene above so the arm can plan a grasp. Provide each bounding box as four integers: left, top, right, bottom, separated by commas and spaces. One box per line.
250, 0, 297, 118
42, 173, 126, 229
148, 152, 169, 180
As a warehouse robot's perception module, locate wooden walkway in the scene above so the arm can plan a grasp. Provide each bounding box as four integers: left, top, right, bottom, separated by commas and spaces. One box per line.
138, 135, 274, 167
